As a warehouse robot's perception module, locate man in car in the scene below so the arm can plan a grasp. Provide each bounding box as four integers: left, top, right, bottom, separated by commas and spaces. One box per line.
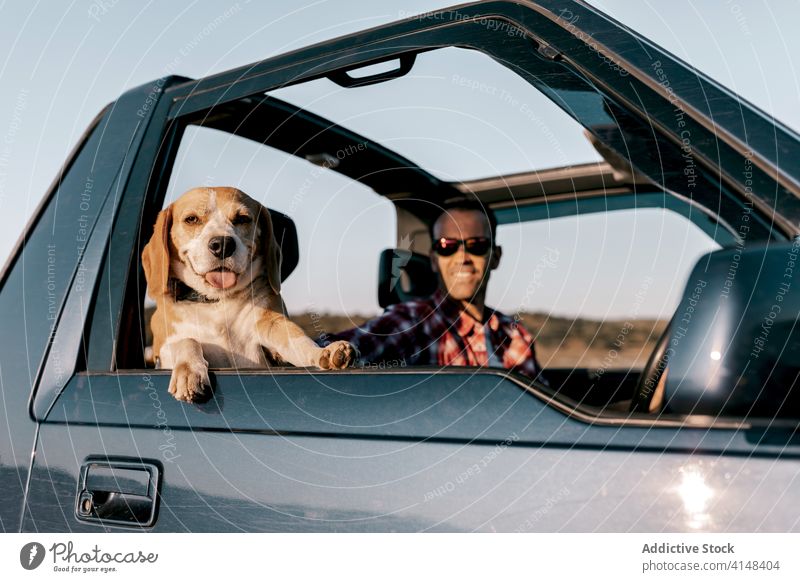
330, 200, 546, 383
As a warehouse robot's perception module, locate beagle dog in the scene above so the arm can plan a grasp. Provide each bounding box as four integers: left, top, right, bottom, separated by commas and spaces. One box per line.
143, 186, 356, 401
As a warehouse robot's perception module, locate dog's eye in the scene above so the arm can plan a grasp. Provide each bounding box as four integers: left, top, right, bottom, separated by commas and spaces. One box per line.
184, 215, 200, 225
232, 214, 252, 225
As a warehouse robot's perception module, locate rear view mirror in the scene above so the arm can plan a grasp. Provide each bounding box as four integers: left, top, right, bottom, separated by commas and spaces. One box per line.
665, 241, 800, 419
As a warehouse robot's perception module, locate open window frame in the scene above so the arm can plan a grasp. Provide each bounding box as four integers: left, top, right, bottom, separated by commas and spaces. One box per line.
65, 2, 792, 431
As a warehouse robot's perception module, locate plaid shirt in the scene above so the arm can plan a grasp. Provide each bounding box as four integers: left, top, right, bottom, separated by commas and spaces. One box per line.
332, 290, 545, 382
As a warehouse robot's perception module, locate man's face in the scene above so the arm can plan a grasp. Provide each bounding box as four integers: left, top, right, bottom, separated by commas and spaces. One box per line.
430, 209, 501, 301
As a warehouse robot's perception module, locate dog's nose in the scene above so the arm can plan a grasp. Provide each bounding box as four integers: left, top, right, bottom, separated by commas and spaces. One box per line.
208, 236, 236, 259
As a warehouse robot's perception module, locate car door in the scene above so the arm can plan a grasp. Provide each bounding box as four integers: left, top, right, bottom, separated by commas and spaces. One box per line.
21, 0, 800, 532
0, 75, 176, 531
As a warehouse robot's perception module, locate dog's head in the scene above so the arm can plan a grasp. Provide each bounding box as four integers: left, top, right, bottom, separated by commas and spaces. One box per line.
142, 187, 282, 300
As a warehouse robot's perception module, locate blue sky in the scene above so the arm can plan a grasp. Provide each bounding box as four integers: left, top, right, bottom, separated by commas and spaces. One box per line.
1, 0, 798, 318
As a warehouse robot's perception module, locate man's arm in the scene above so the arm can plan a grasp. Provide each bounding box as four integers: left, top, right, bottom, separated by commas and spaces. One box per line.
323, 302, 430, 365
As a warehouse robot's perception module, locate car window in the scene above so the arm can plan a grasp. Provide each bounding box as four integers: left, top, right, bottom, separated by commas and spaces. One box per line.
121, 39, 723, 418
488, 203, 722, 371
136, 44, 606, 368
142, 124, 396, 361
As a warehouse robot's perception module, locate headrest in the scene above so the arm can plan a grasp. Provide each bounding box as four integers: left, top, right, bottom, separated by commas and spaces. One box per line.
269, 209, 299, 282
377, 248, 438, 308
664, 241, 800, 418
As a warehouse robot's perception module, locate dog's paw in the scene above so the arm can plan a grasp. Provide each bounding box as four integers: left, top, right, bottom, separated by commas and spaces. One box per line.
319, 341, 358, 370
168, 359, 210, 402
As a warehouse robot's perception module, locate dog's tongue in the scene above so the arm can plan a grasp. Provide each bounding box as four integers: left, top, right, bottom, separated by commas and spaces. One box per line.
205, 270, 237, 289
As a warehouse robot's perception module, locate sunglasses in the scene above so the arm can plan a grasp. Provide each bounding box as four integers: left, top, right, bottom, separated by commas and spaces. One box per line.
432, 237, 492, 257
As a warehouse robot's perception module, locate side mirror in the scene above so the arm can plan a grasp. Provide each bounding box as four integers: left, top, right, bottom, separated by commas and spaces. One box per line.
664, 241, 800, 419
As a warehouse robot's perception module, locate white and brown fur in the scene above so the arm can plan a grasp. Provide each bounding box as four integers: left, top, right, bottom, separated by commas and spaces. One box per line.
142, 186, 356, 401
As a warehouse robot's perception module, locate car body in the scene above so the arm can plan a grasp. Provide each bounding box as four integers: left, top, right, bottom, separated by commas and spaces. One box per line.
2, 0, 799, 532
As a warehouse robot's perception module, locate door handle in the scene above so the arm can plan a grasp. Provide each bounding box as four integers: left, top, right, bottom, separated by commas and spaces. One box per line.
76, 459, 160, 527
328, 53, 417, 88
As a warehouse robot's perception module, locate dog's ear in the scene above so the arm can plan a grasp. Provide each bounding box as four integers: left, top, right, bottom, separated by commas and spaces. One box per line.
142, 205, 173, 297
257, 204, 282, 295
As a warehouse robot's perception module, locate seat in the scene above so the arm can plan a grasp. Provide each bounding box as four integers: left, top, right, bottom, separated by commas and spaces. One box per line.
377, 248, 437, 308
270, 208, 299, 282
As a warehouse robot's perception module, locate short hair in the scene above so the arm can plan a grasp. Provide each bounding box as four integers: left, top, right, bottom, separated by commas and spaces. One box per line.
429, 199, 497, 242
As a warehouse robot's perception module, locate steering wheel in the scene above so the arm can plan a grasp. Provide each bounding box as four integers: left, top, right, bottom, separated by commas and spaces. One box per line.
629, 319, 673, 413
